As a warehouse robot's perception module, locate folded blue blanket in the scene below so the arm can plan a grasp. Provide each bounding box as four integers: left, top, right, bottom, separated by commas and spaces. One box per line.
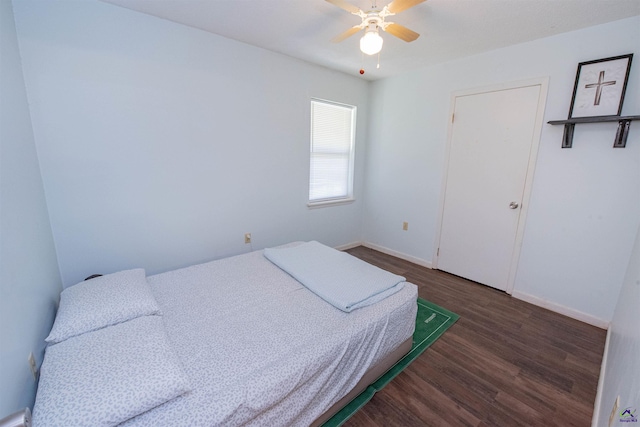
264, 241, 406, 312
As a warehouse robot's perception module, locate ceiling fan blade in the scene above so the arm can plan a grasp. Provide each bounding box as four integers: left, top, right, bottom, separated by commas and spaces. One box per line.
386, 0, 426, 14
332, 25, 363, 42
384, 22, 420, 42
325, 0, 362, 14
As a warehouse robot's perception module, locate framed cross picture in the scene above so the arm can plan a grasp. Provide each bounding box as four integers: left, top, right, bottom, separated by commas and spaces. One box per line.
568, 54, 633, 119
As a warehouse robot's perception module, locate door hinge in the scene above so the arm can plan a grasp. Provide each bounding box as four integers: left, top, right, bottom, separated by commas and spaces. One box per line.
451, 113, 455, 123
437, 247, 440, 256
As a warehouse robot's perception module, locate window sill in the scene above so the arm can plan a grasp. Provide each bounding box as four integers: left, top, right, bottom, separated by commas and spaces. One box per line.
307, 198, 355, 209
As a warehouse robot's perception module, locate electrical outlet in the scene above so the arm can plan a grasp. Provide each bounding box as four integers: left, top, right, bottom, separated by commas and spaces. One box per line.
28, 352, 38, 381
402, 222, 408, 231
244, 233, 251, 244
609, 395, 620, 427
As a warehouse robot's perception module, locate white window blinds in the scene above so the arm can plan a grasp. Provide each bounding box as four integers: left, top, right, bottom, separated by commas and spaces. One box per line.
309, 99, 356, 204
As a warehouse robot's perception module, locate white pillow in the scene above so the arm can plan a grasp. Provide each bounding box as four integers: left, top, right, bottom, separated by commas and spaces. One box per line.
33, 316, 191, 427
46, 268, 161, 344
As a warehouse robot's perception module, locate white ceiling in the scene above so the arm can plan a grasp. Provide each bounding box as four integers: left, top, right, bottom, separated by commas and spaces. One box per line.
100, 0, 640, 80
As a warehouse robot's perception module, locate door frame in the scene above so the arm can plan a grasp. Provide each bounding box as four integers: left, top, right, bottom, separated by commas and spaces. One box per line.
432, 77, 549, 295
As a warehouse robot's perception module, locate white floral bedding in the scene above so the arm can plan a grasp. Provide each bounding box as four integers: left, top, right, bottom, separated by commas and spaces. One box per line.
122, 247, 418, 426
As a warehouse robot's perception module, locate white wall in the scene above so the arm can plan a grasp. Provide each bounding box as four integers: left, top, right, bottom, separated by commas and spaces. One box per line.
12, 0, 370, 287
595, 223, 640, 426
364, 16, 640, 324
0, 0, 62, 416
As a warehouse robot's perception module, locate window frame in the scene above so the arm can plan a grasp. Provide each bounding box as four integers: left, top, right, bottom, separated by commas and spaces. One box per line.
307, 98, 357, 208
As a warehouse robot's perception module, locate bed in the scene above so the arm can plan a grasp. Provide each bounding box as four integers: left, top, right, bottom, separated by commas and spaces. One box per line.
33, 242, 418, 426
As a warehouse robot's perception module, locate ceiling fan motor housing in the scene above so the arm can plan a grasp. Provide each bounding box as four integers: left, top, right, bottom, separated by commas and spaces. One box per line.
327, 0, 423, 51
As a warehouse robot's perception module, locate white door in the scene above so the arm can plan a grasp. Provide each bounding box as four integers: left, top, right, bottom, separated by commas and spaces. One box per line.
437, 83, 544, 291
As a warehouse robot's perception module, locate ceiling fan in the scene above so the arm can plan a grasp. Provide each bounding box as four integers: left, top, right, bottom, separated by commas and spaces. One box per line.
326, 0, 426, 56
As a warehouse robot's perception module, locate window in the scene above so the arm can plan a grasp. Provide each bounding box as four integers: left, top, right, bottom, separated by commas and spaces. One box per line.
308, 99, 356, 206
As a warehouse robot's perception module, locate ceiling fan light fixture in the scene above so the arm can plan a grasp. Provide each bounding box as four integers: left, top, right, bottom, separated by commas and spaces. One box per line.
360, 29, 383, 55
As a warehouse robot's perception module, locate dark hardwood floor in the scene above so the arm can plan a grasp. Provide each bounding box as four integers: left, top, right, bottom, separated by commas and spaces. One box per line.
343, 246, 607, 427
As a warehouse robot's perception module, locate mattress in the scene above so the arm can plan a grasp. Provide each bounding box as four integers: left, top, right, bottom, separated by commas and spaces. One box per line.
120, 247, 418, 426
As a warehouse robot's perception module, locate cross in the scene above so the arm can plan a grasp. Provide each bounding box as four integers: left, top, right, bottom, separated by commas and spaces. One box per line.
584, 71, 616, 106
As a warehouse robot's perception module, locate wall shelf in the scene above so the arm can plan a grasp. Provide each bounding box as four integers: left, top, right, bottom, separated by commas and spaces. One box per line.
547, 115, 640, 148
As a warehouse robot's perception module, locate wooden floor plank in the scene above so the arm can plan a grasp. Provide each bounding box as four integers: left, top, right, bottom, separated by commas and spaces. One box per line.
343, 246, 606, 427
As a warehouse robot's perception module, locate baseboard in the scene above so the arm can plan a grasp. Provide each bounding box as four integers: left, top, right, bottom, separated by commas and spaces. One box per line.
342, 243, 606, 329
591, 326, 612, 427
334, 241, 363, 251
511, 290, 609, 329
361, 242, 433, 269
334, 241, 433, 271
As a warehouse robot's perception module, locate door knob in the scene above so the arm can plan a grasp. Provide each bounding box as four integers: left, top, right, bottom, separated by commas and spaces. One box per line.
509, 202, 519, 209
